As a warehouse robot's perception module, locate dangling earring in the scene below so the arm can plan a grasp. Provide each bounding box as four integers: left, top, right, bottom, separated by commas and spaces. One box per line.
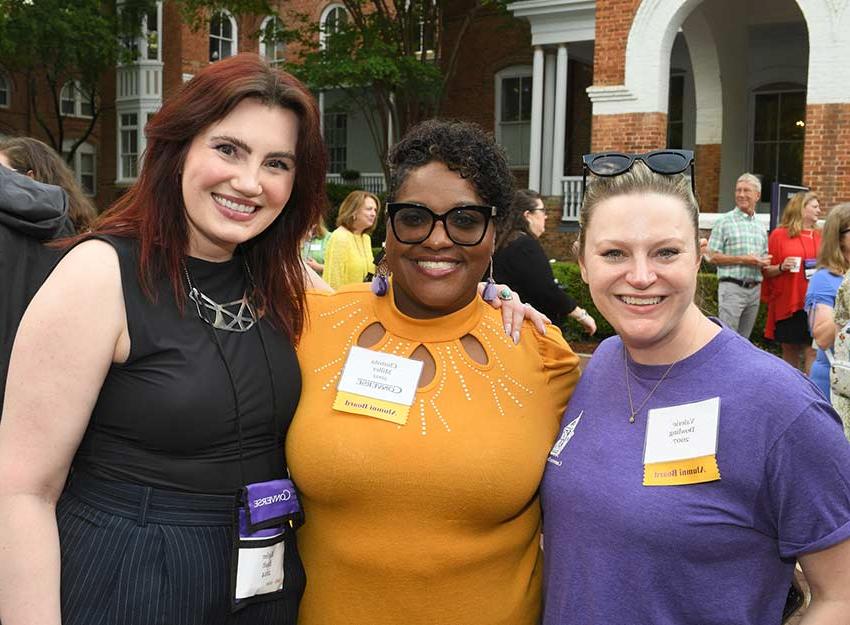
371, 254, 390, 296
482, 258, 497, 301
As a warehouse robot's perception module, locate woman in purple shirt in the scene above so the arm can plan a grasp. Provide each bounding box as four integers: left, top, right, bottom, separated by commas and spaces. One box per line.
541, 152, 850, 625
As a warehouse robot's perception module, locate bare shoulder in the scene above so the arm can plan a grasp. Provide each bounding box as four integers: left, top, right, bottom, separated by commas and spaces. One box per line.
50, 238, 121, 286
25, 238, 128, 360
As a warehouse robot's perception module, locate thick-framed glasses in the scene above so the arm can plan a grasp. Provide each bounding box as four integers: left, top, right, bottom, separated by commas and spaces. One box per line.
387, 202, 497, 247
581, 149, 696, 195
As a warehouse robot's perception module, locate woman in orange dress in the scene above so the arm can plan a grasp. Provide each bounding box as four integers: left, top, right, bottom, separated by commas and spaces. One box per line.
763, 191, 821, 371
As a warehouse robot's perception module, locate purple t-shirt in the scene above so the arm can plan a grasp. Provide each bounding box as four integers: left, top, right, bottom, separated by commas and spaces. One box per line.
541, 324, 850, 625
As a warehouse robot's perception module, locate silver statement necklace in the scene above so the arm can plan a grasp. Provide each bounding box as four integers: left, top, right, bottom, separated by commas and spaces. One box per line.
183, 261, 257, 333
623, 345, 679, 424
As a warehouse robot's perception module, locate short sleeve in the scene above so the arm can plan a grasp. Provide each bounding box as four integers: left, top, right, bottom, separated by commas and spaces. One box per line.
708, 217, 726, 253
755, 400, 850, 558
532, 324, 581, 426
834, 271, 850, 326
805, 270, 839, 311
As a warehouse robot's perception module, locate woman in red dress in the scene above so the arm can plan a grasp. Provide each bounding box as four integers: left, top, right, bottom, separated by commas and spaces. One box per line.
763, 191, 821, 371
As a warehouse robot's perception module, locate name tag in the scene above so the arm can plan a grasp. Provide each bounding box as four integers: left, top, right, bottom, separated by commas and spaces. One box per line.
804, 258, 817, 280
642, 397, 721, 486
333, 346, 423, 425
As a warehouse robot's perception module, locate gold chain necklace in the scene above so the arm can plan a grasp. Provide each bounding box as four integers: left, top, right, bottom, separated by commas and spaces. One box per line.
623, 345, 680, 424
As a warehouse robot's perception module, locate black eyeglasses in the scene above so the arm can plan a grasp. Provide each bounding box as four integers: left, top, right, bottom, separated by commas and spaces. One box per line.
582, 149, 696, 195
387, 202, 497, 246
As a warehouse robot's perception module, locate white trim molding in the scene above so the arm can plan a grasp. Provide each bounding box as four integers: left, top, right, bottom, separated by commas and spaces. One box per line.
507, 0, 595, 45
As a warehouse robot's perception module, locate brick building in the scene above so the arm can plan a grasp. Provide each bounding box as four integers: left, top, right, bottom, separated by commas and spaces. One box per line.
1, 0, 848, 261
505, 0, 850, 256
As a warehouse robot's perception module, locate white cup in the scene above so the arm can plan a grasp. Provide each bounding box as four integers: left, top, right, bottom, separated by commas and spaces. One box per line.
787, 256, 802, 273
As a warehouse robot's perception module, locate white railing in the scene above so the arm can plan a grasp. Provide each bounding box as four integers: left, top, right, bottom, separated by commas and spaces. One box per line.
116, 61, 162, 102
561, 176, 583, 222
326, 172, 387, 194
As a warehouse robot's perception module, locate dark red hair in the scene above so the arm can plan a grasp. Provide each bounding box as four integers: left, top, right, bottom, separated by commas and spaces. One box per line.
91, 53, 327, 340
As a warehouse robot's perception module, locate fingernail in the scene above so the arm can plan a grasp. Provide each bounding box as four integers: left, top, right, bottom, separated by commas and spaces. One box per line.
513, 330, 520, 344
505, 323, 512, 336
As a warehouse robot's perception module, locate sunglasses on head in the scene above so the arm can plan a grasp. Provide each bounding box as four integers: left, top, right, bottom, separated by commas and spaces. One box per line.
581, 149, 696, 195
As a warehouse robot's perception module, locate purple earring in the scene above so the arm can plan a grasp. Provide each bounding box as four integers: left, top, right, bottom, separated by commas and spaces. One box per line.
371, 256, 389, 296
482, 258, 497, 302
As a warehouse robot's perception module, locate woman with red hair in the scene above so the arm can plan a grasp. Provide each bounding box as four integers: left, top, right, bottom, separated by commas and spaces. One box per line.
0, 54, 326, 625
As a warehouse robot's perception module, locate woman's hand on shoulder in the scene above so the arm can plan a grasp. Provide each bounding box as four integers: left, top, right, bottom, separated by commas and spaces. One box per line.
0, 239, 127, 500
478, 282, 550, 343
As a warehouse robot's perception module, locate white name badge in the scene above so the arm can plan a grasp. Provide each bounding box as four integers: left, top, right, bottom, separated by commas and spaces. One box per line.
234, 535, 285, 600
642, 397, 721, 486
333, 346, 424, 424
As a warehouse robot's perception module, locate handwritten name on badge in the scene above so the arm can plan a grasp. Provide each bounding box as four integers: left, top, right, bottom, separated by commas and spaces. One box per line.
642, 397, 721, 486
333, 346, 423, 425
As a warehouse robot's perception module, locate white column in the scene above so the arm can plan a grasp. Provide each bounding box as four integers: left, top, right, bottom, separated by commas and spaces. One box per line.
528, 46, 545, 192
540, 50, 557, 196
551, 45, 569, 196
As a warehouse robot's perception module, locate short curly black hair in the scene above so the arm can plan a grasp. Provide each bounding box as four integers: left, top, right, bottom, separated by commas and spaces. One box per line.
387, 119, 515, 235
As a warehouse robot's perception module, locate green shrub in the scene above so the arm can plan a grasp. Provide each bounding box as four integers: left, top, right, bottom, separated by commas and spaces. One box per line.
550, 261, 776, 353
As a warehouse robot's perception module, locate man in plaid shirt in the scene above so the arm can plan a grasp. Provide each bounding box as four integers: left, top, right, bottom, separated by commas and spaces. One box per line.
708, 173, 771, 339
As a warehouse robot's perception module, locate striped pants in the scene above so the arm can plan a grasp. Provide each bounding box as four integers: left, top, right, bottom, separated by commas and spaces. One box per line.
57, 472, 304, 625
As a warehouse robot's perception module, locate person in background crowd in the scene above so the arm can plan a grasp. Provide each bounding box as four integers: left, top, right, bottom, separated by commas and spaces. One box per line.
829, 262, 850, 438
494, 189, 596, 335
707, 173, 770, 338
323, 190, 379, 288
763, 191, 821, 371
806, 203, 850, 398
0, 136, 96, 233
302, 217, 331, 275
0, 162, 69, 413
0, 53, 327, 625
542, 154, 850, 625
288, 120, 580, 625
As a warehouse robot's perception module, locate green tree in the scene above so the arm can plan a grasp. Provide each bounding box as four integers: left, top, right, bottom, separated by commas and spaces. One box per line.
285, 0, 508, 179
0, 0, 155, 163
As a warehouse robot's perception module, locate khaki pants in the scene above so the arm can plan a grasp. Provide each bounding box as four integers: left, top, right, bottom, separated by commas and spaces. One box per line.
718, 280, 761, 339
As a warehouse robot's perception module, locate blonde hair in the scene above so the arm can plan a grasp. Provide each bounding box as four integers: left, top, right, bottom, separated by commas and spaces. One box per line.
816, 203, 850, 275
779, 191, 819, 238
336, 190, 380, 234
578, 160, 699, 255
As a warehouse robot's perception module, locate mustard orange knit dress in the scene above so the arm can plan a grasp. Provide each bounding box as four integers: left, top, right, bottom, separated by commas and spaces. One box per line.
287, 284, 580, 625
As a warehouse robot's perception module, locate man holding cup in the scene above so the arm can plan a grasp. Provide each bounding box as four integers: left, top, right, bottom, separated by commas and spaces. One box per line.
708, 173, 771, 339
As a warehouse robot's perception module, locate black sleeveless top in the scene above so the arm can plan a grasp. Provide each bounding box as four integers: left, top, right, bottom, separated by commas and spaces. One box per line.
73, 236, 301, 494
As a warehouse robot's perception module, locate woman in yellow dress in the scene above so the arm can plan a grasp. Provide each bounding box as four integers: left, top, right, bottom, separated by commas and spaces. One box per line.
323, 190, 379, 288
288, 120, 581, 625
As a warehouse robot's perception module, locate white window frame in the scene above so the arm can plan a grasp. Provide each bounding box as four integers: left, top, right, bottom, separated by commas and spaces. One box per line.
209, 10, 238, 62
323, 111, 348, 173
119, 112, 140, 181
748, 83, 807, 207
320, 4, 348, 49
60, 80, 94, 118
63, 140, 97, 196
118, 0, 162, 62
141, 3, 162, 62
259, 15, 286, 65
407, 0, 437, 60
0, 72, 10, 108
494, 65, 533, 169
